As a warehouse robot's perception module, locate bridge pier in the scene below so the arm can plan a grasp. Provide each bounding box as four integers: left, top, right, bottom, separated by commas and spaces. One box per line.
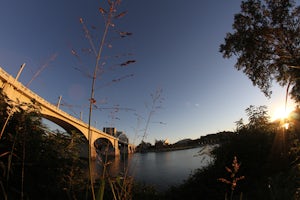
91, 146, 97, 160
89, 145, 119, 160
114, 139, 120, 156
128, 144, 135, 154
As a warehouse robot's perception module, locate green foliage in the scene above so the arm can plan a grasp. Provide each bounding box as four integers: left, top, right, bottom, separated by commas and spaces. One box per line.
162, 105, 297, 199
245, 105, 270, 130
220, 0, 300, 101
0, 90, 88, 199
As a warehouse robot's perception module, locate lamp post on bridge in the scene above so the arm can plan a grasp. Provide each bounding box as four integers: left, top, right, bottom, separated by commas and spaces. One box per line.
0, 63, 26, 139
15, 63, 26, 81
56, 95, 62, 109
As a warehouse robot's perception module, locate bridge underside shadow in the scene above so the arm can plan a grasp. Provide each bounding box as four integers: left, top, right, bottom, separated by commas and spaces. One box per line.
95, 138, 116, 157
42, 115, 83, 135
42, 115, 90, 158
42, 114, 120, 159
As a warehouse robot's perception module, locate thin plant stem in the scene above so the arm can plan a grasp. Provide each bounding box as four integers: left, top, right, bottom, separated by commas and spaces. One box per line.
0, 112, 12, 140
7, 128, 20, 182
108, 178, 118, 200
96, 143, 109, 200
0, 63, 25, 140
21, 132, 26, 200
0, 57, 54, 140
0, 181, 7, 200
285, 81, 291, 114
141, 88, 163, 141
87, 5, 113, 200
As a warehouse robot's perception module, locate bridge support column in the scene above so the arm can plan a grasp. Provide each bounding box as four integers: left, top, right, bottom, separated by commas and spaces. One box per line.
89, 136, 98, 160
90, 145, 97, 160
114, 139, 120, 156
128, 146, 131, 154
128, 145, 131, 154
127, 145, 134, 154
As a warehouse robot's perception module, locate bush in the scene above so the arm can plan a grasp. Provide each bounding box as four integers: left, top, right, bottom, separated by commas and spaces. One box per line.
0, 89, 88, 199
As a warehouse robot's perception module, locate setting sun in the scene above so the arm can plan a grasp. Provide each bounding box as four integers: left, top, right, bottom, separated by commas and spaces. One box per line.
271, 106, 293, 121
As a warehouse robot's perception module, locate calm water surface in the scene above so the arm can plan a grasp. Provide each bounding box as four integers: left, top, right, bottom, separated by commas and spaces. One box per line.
96, 146, 213, 191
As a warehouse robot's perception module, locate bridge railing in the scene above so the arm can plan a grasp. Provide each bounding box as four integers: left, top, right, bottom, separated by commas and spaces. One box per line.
0, 67, 78, 120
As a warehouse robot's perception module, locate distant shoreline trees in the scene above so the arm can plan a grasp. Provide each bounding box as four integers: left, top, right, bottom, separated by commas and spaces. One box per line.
135, 131, 235, 153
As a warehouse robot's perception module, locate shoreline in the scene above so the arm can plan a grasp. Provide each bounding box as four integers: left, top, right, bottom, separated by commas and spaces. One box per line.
136, 144, 206, 153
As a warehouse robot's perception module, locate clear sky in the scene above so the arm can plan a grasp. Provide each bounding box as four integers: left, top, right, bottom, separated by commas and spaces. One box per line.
0, 0, 296, 145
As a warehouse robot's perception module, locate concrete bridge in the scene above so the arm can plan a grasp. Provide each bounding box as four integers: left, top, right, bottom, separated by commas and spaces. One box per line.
0, 66, 135, 159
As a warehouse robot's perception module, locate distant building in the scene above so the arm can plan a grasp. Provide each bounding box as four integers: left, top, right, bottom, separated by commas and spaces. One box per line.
103, 127, 129, 143
103, 127, 117, 137
118, 133, 129, 143
116, 131, 124, 137
164, 139, 169, 145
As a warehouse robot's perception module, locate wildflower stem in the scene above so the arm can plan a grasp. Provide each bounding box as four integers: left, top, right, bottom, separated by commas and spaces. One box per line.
87, 3, 113, 200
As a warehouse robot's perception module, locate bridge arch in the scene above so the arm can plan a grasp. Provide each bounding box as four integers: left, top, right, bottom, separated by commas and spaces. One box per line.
42, 114, 83, 136
94, 138, 115, 156
0, 67, 133, 158
117, 133, 129, 143
41, 113, 119, 158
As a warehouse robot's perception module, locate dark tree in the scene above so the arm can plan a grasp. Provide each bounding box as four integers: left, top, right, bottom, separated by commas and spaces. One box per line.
220, 0, 300, 101
245, 105, 270, 130
0, 89, 87, 199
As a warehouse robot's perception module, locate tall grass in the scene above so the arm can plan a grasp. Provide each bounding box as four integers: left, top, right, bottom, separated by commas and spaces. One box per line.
76, 1, 136, 199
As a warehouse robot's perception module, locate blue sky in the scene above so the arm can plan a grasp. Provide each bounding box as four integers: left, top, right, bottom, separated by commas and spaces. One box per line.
0, 0, 295, 144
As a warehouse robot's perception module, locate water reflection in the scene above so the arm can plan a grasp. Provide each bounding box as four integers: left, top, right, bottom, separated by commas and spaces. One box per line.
93, 154, 131, 178
93, 146, 213, 191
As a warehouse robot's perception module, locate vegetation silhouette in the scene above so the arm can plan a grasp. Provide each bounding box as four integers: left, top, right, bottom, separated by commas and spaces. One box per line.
1, 0, 300, 199
0, 79, 299, 199
0, 89, 87, 199
160, 105, 299, 200
220, 0, 300, 101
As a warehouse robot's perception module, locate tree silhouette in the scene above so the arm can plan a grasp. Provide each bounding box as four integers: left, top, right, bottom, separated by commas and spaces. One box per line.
220, 0, 300, 101
0, 89, 87, 199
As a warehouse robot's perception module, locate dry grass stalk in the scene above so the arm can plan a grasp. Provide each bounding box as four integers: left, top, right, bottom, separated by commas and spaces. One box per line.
218, 156, 245, 200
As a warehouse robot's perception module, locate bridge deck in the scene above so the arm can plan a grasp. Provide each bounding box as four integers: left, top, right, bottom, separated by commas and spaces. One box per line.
0, 66, 135, 156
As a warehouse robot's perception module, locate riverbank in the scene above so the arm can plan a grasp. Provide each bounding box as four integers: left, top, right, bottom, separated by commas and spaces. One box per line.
136, 142, 220, 153
137, 145, 202, 153
135, 133, 230, 153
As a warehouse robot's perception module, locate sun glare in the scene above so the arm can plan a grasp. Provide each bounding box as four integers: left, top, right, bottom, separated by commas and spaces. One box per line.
271, 106, 293, 121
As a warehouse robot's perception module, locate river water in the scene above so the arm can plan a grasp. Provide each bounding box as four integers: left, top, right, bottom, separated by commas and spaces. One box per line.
95, 146, 214, 191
